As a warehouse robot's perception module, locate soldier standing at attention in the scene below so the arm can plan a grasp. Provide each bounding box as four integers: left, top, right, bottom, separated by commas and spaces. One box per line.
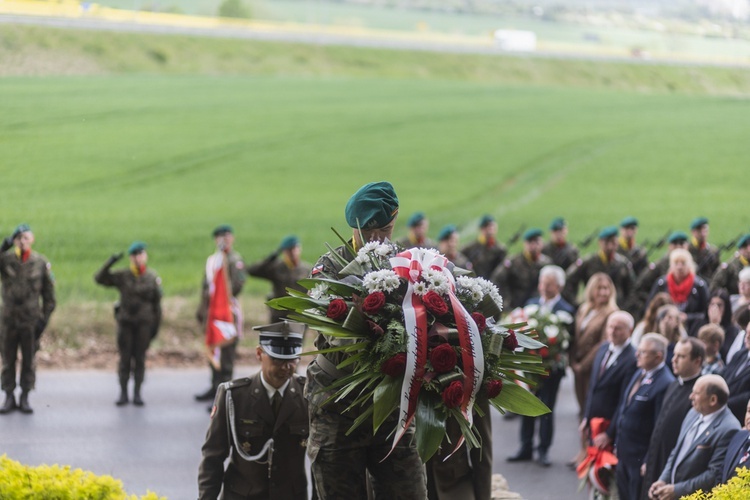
711, 234, 750, 295
0, 224, 55, 414
307, 181, 427, 499
461, 214, 507, 280
397, 211, 436, 250
247, 235, 312, 323
195, 225, 246, 403
492, 228, 552, 311
617, 216, 649, 276
436, 224, 473, 270
94, 241, 162, 406
198, 320, 312, 500
541, 217, 579, 271
688, 217, 721, 281
564, 226, 635, 309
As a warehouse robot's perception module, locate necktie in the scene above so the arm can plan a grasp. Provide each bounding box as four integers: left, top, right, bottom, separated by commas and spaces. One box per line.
672, 417, 703, 483
599, 350, 613, 378
272, 391, 282, 417
627, 371, 645, 404
738, 440, 750, 467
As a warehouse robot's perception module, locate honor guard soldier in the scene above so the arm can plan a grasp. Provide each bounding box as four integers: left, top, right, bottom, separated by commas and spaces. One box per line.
397, 211, 436, 250
541, 217, 579, 271
688, 217, 721, 281
247, 235, 312, 323
198, 320, 312, 500
461, 215, 507, 280
564, 226, 635, 309
491, 228, 552, 310
307, 181, 427, 499
0, 224, 55, 414
711, 234, 750, 295
94, 241, 162, 406
617, 217, 649, 276
437, 225, 472, 270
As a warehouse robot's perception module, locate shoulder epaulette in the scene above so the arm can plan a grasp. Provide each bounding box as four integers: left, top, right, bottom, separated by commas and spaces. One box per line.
223, 377, 253, 390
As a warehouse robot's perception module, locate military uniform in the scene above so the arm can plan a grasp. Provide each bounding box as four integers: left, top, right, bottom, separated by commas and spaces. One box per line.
94, 253, 162, 402
627, 254, 670, 318
397, 235, 437, 250
198, 373, 310, 500
563, 251, 635, 308
617, 238, 649, 276
710, 255, 749, 295
689, 241, 720, 281
541, 241, 579, 272
461, 238, 506, 280
0, 248, 55, 396
247, 255, 312, 323
491, 252, 552, 311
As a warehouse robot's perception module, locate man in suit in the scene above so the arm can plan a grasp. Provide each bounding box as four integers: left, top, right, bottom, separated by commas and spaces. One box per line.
594, 333, 675, 500
641, 337, 706, 499
507, 265, 576, 467
648, 375, 740, 499
723, 322, 750, 422
198, 320, 312, 500
721, 397, 750, 483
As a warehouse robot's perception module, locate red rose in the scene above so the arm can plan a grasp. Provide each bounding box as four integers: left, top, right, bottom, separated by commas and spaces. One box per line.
362, 291, 386, 315
503, 330, 519, 351
367, 320, 384, 336
548, 335, 557, 345
326, 299, 348, 320
423, 291, 449, 316
430, 343, 457, 373
471, 312, 486, 333
381, 353, 407, 377
539, 347, 549, 358
441, 380, 464, 409
486, 379, 503, 399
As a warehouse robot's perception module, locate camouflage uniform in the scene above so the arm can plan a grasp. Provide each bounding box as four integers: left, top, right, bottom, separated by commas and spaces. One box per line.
247, 255, 312, 323
197, 250, 246, 391
710, 255, 748, 295
563, 252, 635, 309
689, 242, 720, 281
94, 256, 162, 393
199, 373, 310, 500
541, 241, 579, 272
491, 252, 552, 311
461, 239, 506, 280
397, 235, 437, 251
0, 249, 55, 393
307, 242, 427, 499
617, 239, 649, 276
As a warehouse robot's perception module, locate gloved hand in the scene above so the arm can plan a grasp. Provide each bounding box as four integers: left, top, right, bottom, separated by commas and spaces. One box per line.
0, 236, 12, 253
109, 252, 124, 264
34, 318, 47, 340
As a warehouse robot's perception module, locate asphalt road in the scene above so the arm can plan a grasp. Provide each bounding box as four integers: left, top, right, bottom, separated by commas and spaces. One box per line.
0, 367, 585, 499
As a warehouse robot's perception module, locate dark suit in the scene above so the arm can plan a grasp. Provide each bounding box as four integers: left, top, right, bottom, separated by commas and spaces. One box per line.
609, 365, 675, 500
198, 373, 310, 500
658, 407, 740, 498
723, 349, 750, 422
583, 342, 637, 423
721, 429, 750, 483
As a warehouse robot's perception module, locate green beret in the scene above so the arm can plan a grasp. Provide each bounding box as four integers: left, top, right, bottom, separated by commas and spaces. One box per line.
598, 226, 619, 240
407, 212, 426, 228
128, 241, 147, 255
437, 224, 457, 242
12, 223, 31, 238
279, 235, 300, 251
479, 215, 495, 228
212, 224, 233, 237
523, 228, 543, 241
549, 217, 566, 231
738, 234, 750, 249
690, 217, 709, 230
345, 181, 399, 230
620, 216, 638, 228
668, 231, 689, 244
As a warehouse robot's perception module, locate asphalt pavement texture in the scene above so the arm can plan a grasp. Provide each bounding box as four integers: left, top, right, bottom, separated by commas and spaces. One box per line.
0, 367, 585, 499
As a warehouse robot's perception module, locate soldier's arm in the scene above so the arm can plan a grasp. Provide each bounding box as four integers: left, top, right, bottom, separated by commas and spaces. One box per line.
0, 235, 13, 253
152, 275, 163, 338
229, 255, 246, 297
41, 260, 56, 323
198, 386, 230, 500
94, 253, 124, 287
246, 254, 278, 281
710, 264, 729, 293
197, 276, 209, 325
563, 261, 583, 304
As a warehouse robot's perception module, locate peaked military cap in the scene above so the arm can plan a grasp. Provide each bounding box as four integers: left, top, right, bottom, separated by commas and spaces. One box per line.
437, 224, 457, 242
479, 214, 495, 228
128, 241, 147, 255
620, 216, 638, 228
279, 235, 300, 251
668, 231, 689, 244
523, 228, 543, 241
690, 217, 709, 230
253, 320, 307, 360
212, 224, 233, 237
345, 181, 399, 230
598, 226, 619, 240
549, 217, 566, 231
738, 234, 750, 249
12, 223, 31, 239
407, 212, 426, 228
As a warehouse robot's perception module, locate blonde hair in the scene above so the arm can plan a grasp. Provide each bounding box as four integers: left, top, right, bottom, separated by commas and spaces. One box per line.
697, 323, 725, 345
669, 248, 696, 274
581, 272, 617, 314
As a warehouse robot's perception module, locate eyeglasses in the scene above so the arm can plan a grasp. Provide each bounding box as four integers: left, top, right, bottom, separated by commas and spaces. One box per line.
636, 349, 658, 356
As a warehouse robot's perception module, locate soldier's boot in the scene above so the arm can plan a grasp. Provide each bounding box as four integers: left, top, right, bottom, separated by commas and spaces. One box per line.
132, 383, 144, 407
116, 382, 129, 406
0, 392, 16, 414
18, 391, 33, 414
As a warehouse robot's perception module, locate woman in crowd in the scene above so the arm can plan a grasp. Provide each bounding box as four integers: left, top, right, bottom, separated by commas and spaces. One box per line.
631, 292, 673, 349
654, 304, 687, 373
705, 288, 742, 363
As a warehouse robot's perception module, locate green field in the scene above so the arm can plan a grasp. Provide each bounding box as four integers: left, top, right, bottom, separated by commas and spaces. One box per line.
1, 24, 750, 305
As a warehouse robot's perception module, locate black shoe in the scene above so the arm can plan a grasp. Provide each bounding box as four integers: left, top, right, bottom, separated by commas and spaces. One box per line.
116, 391, 129, 406
0, 392, 16, 414
537, 450, 551, 467
194, 387, 216, 402
507, 449, 533, 462
133, 393, 144, 406
18, 392, 33, 414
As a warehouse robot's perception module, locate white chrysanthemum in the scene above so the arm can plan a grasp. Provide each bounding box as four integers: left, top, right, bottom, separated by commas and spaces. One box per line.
527, 318, 538, 329
544, 324, 560, 339
375, 244, 392, 257
413, 281, 428, 296
309, 283, 330, 300
489, 291, 503, 312
363, 269, 401, 293
523, 304, 540, 316
556, 310, 574, 325
355, 253, 370, 264
470, 290, 483, 302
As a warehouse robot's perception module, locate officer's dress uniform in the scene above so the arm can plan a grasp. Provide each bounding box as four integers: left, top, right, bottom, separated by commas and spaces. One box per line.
199, 373, 310, 500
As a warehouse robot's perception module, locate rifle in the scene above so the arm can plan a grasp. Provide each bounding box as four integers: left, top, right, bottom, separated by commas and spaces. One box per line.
645, 228, 672, 257
577, 228, 600, 250
718, 233, 744, 256
507, 224, 526, 246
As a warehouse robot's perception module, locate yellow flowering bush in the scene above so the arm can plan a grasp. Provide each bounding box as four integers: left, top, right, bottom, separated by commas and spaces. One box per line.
680, 467, 750, 500
0, 455, 165, 500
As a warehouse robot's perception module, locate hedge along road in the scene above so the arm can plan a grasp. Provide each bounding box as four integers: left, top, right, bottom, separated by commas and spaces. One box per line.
0, 367, 584, 499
